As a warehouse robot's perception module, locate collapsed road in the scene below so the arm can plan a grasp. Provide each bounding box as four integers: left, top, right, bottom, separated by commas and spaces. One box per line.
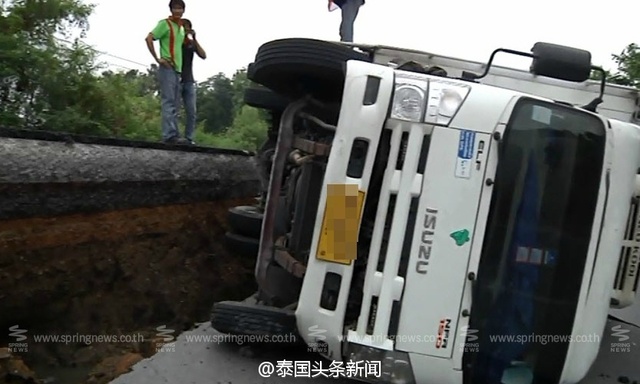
0, 127, 258, 221
0, 128, 262, 384
1, 127, 640, 384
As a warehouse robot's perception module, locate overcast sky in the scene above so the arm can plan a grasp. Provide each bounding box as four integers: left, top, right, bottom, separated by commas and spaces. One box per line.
80, 0, 640, 82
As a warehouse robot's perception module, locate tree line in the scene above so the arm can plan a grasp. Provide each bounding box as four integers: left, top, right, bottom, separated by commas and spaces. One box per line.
1, 0, 639, 152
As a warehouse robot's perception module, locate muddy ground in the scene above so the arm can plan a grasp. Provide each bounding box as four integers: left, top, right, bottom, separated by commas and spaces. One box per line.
0, 198, 258, 384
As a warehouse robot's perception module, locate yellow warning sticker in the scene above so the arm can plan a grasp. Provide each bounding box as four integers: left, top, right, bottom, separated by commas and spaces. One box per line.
316, 183, 365, 265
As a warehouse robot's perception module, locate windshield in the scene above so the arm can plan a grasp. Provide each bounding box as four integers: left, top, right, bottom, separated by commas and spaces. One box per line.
463, 98, 607, 384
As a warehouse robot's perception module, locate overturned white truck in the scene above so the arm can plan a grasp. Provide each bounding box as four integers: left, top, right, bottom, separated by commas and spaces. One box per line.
213, 39, 640, 384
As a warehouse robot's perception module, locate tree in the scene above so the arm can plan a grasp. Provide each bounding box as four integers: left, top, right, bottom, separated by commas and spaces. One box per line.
609, 43, 640, 88
196, 73, 234, 134
592, 43, 640, 88
231, 68, 249, 115
0, 0, 96, 129
207, 105, 268, 151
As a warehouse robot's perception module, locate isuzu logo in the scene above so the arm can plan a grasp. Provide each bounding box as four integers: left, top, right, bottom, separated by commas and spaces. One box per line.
416, 208, 438, 275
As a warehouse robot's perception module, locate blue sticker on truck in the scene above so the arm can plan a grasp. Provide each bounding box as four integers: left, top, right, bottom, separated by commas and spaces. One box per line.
458, 130, 476, 159
455, 130, 476, 179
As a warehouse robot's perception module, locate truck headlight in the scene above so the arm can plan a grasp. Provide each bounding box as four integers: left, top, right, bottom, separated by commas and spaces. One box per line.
390, 72, 428, 122
390, 70, 471, 126
424, 79, 471, 126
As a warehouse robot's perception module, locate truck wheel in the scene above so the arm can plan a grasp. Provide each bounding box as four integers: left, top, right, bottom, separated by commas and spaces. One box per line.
244, 86, 290, 112
211, 301, 300, 342
224, 232, 259, 258
248, 38, 372, 101
227, 205, 263, 238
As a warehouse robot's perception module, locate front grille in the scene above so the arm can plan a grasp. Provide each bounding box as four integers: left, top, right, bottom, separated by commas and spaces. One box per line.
615, 197, 640, 292
351, 120, 433, 340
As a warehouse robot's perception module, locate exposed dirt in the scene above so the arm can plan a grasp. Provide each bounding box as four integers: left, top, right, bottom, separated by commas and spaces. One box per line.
0, 198, 259, 384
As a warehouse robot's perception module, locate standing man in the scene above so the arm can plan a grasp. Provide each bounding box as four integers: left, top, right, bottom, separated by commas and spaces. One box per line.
179, 19, 206, 145
145, 0, 188, 144
329, 0, 365, 42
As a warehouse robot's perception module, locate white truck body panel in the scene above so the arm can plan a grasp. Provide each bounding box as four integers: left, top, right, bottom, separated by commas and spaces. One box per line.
394, 126, 491, 359
294, 60, 504, 383
296, 53, 640, 384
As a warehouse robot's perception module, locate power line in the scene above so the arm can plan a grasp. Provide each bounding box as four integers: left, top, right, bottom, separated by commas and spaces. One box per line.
54, 36, 149, 69
99, 62, 139, 72
51, 37, 147, 73
99, 52, 148, 68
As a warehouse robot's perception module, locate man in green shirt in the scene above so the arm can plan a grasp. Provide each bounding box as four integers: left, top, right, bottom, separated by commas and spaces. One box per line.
145, 0, 188, 144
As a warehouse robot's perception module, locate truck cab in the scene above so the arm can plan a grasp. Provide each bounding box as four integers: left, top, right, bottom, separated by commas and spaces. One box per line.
212, 40, 640, 384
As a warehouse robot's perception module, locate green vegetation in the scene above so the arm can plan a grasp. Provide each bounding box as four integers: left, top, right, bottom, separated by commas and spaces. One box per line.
1, 0, 640, 153
0, 0, 268, 151
590, 43, 640, 87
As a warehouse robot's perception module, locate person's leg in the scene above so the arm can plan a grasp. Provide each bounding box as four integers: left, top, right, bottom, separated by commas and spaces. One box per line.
339, 0, 363, 42
182, 81, 197, 143
176, 81, 184, 126
158, 66, 180, 142
172, 72, 182, 138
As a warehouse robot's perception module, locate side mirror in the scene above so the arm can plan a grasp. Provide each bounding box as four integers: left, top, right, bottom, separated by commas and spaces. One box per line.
529, 42, 592, 82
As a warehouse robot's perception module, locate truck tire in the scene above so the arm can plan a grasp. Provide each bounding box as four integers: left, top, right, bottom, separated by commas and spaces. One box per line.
244, 86, 290, 112
247, 38, 372, 101
210, 301, 300, 343
227, 205, 263, 238
224, 231, 259, 258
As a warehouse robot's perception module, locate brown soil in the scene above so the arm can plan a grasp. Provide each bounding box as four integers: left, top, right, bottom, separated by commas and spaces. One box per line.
0, 198, 258, 384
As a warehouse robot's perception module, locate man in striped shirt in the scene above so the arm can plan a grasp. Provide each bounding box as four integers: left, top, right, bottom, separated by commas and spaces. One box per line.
145, 0, 188, 144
